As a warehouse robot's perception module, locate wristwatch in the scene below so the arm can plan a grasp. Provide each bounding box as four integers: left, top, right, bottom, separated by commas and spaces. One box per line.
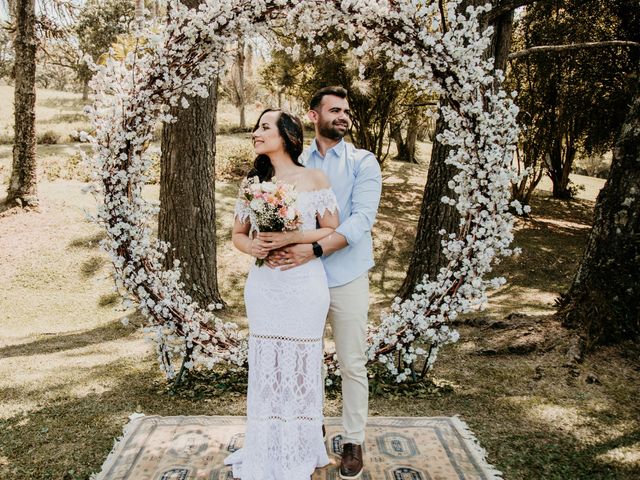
312, 241, 323, 258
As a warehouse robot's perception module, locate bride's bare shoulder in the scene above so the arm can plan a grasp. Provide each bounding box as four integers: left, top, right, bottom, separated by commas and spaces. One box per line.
302, 168, 330, 190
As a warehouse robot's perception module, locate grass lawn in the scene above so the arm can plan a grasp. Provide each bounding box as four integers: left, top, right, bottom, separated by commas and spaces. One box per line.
0, 88, 638, 480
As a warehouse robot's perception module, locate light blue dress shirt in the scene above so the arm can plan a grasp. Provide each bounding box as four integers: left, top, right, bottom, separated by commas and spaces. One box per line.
301, 139, 382, 288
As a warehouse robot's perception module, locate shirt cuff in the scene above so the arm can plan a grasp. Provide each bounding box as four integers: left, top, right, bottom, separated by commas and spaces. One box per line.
335, 223, 357, 245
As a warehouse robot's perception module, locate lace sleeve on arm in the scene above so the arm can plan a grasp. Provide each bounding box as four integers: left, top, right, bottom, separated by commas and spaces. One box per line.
312, 188, 339, 217
234, 198, 251, 224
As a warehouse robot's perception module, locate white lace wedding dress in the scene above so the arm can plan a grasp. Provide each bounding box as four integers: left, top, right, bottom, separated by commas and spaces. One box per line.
224, 187, 338, 480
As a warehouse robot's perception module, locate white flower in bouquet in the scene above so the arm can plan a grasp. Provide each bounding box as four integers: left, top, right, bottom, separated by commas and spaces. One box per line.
261, 181, 276, 193
250, 198, 264, 212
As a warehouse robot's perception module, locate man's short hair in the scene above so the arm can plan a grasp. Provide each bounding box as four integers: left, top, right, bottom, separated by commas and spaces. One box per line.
309, 86, 348, 111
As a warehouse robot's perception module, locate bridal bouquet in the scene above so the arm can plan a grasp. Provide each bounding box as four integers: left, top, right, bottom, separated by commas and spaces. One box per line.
240, 176, 303, 266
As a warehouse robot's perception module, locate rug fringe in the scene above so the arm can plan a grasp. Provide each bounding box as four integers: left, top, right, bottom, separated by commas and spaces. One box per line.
89, 412, 146, 480
452, 415, 504, 479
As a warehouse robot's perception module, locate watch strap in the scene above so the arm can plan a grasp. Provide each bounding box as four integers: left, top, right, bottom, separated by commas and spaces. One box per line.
312, 241, 323, 257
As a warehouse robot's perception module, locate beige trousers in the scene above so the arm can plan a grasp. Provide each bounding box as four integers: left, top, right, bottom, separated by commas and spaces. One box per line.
327, 273, 370, 445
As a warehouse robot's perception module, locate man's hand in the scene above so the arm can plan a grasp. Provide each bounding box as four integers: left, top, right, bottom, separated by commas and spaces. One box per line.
257, 231, 296, 251
266, 243, 315, 270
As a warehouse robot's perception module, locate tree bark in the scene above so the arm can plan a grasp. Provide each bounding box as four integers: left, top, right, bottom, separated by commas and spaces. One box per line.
135, 0, 144, 19
487, 0, 539, 22
547, 128, 576, 199
236, 40, 246, 129
391, 109, 420, 164
556, 83, 640, 347
159, 77, 224, 307
509, 40, 640, 60
82, 79, 89, 101
158, 0, 224, 307
397, 1, 514, 299
6, 0, 38, 208
397, 114, 461, 297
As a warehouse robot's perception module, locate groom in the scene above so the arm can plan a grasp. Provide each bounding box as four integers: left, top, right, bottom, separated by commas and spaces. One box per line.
269, 86, 382, 479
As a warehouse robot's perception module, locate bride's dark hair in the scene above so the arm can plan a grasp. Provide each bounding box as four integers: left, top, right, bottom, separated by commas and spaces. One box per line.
248, 108, 304, 182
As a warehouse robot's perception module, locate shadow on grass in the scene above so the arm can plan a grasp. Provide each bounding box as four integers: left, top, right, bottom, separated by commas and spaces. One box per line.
378, 162, 427, 224
491, 195, 595, 302
80, 255, 107, 278
370, 161, 428, 297
378, 377, 640, 479
0, 359, 245, 480
67, 231, 107, 250
530, 194, 596, 226
0, 320, 133, 360
1, 353, 638, 479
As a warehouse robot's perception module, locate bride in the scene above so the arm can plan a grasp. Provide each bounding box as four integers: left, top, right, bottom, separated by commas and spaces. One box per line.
224, 108, 339, 479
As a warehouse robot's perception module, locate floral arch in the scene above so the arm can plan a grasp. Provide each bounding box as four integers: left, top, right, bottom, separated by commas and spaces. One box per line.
85, 0, 522, 383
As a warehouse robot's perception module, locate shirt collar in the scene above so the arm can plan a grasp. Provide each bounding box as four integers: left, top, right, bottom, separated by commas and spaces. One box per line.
309, 138, 346, 160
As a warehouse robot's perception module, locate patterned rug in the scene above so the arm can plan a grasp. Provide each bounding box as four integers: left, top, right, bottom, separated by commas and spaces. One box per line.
92, 415, 502, 480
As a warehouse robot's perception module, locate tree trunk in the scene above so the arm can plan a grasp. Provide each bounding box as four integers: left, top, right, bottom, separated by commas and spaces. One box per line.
82, 79, 89, 101
397, 1, 514, 299
159, 53, 224, 306
547, 134, 576, 199
6, 0, 38, 208
397, 114, 461, 297
556, 83, 640, 347
391, 110, 420, 164
390, 122, 408, 161
488, 7, 514, 73
135, 0, 144, 19
405, 112, 419, 162
236, 40, 246, 129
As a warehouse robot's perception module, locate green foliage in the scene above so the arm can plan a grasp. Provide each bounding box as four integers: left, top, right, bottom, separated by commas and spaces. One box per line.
163, 367, 249, 399
74, 0, 136, 85
165, 363, 453, 401
36, 129, 60, 145
261, 37, 434, 163
42, 151, 92, 182
216, 139, 254, 181
0, 25, 12, 79
509, 0, 638, 200
0, 126, 12, 145
220, 40, 259, 121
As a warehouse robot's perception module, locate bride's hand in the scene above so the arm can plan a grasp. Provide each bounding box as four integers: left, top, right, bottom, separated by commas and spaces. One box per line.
250, 238, 269, 259
257, 231, 298, 251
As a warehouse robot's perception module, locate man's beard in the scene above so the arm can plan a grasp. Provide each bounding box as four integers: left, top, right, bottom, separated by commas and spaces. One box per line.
318, 119, 348, 140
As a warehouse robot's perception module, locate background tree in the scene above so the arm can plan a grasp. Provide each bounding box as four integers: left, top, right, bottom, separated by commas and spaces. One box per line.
508, 0, 638, 200
260, 47, 303, 109
0, 23, 12, 79
2, 0, 76, 209
158, 0, 224, 308
262, 40, 420, 162
389, 92, 436, 164
75, 0, 135, 100
221, 39, 258, 129
556, 81, 639, 347
5, 0, 38, 208
135, 0, 144, 19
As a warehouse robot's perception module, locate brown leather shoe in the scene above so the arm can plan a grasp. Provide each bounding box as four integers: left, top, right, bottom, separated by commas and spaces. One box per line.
339, 443, 363, 479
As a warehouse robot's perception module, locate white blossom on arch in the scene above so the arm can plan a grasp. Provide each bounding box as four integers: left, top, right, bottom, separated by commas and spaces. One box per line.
84, 0, 521, 383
